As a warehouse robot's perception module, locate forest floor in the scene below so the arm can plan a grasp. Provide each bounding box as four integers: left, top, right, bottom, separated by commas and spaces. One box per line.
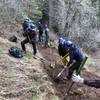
0, 37, 100, 100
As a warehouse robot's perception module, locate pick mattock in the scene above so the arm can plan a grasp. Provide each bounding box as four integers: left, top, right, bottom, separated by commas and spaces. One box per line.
56, 54, 69, 78
63, 56, 88, 100
56, 60, 75, 78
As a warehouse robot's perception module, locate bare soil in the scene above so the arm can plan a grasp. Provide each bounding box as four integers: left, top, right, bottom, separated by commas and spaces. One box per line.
38, 44, 100, 100
0, 37, 100, 100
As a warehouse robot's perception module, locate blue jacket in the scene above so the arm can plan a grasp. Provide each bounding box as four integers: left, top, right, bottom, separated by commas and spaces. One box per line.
69, 45, 84, 63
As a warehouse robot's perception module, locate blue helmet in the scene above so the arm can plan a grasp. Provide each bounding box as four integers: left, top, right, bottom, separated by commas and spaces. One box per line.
64, 40, 73, 47
28, 23, 36, 31
27, 23, 36, 32
58, 37, 65, 45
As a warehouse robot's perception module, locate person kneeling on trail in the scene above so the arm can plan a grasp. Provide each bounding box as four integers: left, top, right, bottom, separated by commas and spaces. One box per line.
58, 37, 84, 80
72, 73, 100, 88
21, 23, 37, 57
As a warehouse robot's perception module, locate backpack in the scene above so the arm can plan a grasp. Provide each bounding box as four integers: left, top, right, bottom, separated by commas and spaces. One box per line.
9, 47, 23, 58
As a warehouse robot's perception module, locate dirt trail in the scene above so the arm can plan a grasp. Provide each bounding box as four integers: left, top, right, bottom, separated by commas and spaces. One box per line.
38, 44, 100, 100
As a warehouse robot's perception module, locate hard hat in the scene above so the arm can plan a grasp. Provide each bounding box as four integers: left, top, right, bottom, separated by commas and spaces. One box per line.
58, 37, 65, 45
29, 23, 36, 31
64, 40, 73, 47
27, 23, 36, 32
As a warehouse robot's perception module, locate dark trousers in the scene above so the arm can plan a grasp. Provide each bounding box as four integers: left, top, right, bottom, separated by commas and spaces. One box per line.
39, 30, 43, 42
21, 37, 37, 55
84, 80, 100, 88
45, 32, 50, 45
67, 61, 81, 80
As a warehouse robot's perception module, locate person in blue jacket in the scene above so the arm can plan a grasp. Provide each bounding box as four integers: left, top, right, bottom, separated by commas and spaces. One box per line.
21, 23, 37, 57
58, 37, 84, 80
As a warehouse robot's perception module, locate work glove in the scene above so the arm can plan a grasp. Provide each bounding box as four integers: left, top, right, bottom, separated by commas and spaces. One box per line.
71, 73, 84, 84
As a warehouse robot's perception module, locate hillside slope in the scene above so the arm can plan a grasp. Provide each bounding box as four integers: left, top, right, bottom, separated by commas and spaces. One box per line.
0, 37, 57, 100
0, 37, 100, 100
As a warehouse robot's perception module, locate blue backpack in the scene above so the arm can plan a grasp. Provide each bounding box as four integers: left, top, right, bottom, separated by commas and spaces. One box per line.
9, 47, 23, 58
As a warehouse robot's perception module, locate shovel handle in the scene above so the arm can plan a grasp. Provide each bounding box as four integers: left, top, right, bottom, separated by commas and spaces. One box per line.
57, 68, 65, 77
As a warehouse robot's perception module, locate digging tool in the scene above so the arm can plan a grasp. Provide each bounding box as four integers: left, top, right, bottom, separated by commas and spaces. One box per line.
56, 54, 69, 78
63, 56, 88, 100
56, 60, 75, 78
57, 67, 65, 78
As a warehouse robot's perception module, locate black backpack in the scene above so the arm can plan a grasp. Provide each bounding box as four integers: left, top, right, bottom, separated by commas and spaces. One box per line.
9, 47, 23, 58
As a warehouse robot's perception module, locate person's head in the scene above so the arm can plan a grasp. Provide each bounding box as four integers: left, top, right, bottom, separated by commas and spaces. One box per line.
64, 40, 73, 55
58, 37, 73, 51
58, 37, 65, 45
58, 37, 73, 46
64, 40, 73, 48
27, 23, 36, 32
